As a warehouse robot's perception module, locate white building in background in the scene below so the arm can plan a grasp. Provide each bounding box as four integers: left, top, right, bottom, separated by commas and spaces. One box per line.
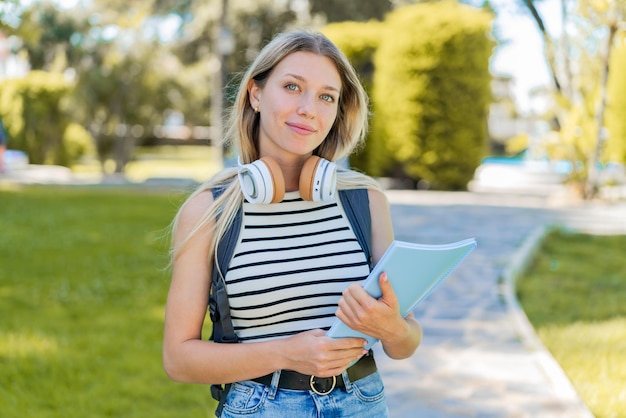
488, 75, 537, 151
467, 75, 571, 194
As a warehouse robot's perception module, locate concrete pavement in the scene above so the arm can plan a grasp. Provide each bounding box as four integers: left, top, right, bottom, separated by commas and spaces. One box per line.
376, 189, 626, 418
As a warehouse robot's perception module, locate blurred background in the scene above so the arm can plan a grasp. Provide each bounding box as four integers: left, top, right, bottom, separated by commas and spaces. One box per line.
1, 2, 626, 418
0, 0, 625, 197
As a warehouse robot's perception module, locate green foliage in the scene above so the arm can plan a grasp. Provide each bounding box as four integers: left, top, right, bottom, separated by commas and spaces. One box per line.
505, 133, 530, 156
10, 3, 87, 71
323, 20, 384, 171
0, 71, 77, 166
370, 2, 493, 190
605, 34, 626, 163
63, 122, 96, 162
323, 21, 384, 82
72, 46, 186, 172
0, 186, 216, 418
517, 229, 626, 418
310, 0, 392, 23
558, 96, 599, 183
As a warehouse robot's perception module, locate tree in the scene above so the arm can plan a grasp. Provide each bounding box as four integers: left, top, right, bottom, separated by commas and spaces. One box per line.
5, 3, 87, 71
577, 0, 625, 197
605, 33, 626, 163
309, 0, 392, 22
73, 46, 187, 173
521, 0, 626, 198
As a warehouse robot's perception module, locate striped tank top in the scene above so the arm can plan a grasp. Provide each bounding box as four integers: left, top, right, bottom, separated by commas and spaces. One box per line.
224, 191, 370, 343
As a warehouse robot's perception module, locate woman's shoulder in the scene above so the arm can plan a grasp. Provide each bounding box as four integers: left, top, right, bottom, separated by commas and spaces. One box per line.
178, 189, 215, 225
366, 188, 389, 211
183, 169, 238, 210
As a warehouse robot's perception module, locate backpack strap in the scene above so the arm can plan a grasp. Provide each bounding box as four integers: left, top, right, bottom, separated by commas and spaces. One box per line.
339, 188, 373, 269
209, 186, 241, 344
209, 186, 240, 417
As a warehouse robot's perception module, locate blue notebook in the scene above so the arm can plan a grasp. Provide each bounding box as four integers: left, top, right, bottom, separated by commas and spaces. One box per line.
327, 238, 477, 350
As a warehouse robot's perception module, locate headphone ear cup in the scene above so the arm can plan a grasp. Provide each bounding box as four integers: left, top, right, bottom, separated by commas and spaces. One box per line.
299, 156, 337, 202
238, 157, 285, 204
260, 157, 285, 203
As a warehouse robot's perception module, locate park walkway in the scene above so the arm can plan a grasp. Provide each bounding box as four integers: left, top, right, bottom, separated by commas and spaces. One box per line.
377, 190, 626, 418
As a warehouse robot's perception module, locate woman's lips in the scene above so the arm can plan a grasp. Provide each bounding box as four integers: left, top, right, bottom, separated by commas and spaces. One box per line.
286, 122, 316, 135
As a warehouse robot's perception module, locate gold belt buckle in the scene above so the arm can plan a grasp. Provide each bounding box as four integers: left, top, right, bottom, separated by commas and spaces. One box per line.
309, 375, 336, 395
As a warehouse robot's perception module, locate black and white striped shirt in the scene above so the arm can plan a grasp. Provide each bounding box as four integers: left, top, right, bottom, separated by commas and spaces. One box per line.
224, 191, 370, 343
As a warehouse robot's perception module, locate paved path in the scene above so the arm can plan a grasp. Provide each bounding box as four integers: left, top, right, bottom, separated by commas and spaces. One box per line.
375, 190, 626, 418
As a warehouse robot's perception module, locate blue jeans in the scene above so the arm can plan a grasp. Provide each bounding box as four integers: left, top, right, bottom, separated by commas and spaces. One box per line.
220, 370, 388, 417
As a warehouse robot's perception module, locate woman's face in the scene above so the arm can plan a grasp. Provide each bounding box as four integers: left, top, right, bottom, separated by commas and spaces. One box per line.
249, 51, 342, 160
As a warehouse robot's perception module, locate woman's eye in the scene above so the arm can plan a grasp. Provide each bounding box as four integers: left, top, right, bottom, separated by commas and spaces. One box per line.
285, 83, 299, 91
320, 94, 335, 103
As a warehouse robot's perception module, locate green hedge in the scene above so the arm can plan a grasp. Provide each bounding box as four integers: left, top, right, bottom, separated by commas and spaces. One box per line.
323, 20, 384, 172
0, 71, 90, 166
370, 2, 493, 189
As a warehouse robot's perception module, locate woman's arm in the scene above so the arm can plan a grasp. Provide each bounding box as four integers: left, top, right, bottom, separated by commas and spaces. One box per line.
335, 189, 423, 360
162, 191, 368, 384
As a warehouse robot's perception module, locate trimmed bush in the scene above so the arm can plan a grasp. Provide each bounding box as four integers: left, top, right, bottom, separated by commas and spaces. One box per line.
0, 71, 76, 166
370, 2, 493, 190
323, 20, 385, 171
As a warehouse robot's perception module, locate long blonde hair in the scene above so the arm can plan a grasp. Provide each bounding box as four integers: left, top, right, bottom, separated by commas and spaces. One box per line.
170, 30, 382, 268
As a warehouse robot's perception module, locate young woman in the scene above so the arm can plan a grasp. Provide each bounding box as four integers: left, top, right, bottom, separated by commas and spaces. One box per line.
163, 30, 422, 417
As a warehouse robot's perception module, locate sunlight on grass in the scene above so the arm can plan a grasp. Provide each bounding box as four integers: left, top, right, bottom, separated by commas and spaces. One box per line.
72, 145, 223, 183
0, 331, 59, 358
124, 158, 219, 183
149, 305, 167, 322
0, 186, 217, 418
518, 230, 626, 418
537, 318, 626, 417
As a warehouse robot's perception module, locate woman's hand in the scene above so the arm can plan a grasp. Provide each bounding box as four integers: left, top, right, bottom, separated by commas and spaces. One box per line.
335, 272, 422, 359
281, 330, 368, 377
336, 272, 405, 342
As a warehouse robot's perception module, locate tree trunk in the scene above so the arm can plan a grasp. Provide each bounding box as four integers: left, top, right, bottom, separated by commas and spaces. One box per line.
584, 21, 618, 199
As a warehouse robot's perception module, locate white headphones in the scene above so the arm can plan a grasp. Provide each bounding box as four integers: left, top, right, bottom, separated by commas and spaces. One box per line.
238, 155, 337, 204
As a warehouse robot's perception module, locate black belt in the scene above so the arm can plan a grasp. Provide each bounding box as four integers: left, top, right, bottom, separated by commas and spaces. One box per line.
251, 351, 377, 395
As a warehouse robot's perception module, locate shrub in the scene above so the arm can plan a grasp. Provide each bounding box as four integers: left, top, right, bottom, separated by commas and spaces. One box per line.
323, 20, 385, 172
370, 2, 493, 190
0, 71, 76, 166
63, 122, 96, 163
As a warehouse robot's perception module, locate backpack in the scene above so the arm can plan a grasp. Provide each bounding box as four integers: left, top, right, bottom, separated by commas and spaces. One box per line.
208, 187, 373, 416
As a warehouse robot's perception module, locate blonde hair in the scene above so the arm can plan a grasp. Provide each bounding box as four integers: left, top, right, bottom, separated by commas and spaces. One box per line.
170, 30, 383, 269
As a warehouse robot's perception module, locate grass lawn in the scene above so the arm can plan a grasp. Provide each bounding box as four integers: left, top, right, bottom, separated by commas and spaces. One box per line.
517, 229, 626, 418
0, 186, 216, 418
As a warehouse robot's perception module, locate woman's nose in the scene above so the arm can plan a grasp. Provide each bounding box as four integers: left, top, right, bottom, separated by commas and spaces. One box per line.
297, 93, 315, 118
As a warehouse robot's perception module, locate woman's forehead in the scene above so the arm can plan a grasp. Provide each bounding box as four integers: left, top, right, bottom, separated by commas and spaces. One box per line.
271, 51, 342, 91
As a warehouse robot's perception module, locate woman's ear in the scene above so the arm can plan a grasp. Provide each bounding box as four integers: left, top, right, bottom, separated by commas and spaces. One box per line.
248, 79, 261, 111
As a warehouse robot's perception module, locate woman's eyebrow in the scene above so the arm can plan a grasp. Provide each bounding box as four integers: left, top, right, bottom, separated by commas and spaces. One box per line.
283, 73, 340, 93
